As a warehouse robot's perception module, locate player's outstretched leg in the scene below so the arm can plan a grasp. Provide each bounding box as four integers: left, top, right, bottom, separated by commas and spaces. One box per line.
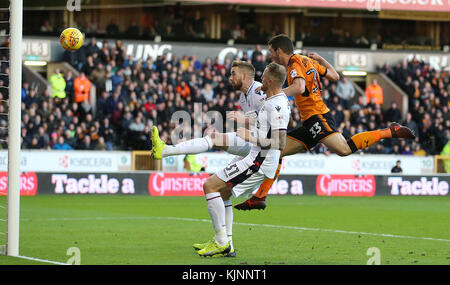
347, 122, 415, 153
151, 126, 167, 159
389, 122, 416, 139
150, 126, 213, 159
234, 160, 282, 211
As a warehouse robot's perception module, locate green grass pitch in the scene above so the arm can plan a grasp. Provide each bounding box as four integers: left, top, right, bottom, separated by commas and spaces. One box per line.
0, 195, 449, 265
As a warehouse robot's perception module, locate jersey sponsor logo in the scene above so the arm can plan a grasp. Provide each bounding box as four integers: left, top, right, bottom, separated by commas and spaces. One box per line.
316, 174, 376, 197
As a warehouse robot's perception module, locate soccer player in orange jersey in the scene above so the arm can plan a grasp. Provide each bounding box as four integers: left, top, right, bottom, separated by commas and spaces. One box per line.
235, 34, 415, 211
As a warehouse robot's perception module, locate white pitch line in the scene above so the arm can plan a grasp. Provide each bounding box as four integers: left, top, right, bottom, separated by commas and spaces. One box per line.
14, 255, 68, 265
30, 216, 450, 243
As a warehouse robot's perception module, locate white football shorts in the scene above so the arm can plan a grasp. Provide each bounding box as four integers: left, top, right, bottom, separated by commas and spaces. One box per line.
216, 151, 266, 198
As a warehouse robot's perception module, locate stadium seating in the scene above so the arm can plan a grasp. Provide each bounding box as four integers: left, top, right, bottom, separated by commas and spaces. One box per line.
4, 35, 446, 155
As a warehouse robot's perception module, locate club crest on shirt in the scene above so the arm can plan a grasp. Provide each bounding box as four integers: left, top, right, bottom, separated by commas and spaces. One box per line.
290, 69, 297, 78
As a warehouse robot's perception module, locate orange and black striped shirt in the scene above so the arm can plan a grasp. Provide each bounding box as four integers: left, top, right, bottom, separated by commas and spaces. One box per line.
286, 54, 329, 122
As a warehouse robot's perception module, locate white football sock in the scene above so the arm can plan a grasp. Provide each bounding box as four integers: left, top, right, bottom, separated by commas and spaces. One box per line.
162, 136, 213, 157
205, 192, 227, 246
224, 199, 234, 250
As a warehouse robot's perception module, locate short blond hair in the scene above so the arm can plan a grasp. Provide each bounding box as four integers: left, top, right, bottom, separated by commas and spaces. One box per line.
265, 62, 286, 87
231, 60, 255, 79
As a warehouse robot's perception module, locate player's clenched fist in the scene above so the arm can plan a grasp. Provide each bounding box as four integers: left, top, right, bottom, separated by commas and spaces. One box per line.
307, 52, 324, 62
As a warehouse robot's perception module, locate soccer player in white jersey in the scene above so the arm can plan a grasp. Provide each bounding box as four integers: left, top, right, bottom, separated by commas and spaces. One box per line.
194, 62, 290, 257
151, 60, 265, 161
151, 60, 265, 257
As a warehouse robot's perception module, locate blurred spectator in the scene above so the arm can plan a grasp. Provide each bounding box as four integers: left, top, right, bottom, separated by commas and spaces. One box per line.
192, 11, 207, 39
24, 88, 40, 109
106, 19, 120, 36
78, 135, 94, 150
85, 38, 100, 57
40, 20, 53, 33
385, 102, 402, 123
82, 55, 96, 76
403, 112, 419, 139
126, 21, 140, 38
176, 81, 191, 98
89, 63, 107, 93
52, 136, 73, 150
49, 69, 66, 99
441, 140, 450, 173
390, 144, 401, 155
95, 136, 109, 151
335, 76, 355, 109
365, 79, 383, 105
391, 160, 403, 173
252, 53, 266, 82
74, 72, 92, 103
201, 83, 214, 102
184, 154, 204, 172
401, 145, 413, 155
65, 71, 75, 100
220, 23, 232, 40
231, 24, 242, 40
413, 143, 426, 156
163, 25, 175, 38
21, 82, 30, 101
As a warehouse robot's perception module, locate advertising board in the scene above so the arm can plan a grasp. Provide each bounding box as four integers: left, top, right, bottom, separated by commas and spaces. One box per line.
31, 172, 449, 196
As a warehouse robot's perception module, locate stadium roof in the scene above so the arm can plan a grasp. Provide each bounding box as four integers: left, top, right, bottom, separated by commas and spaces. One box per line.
18, 0, 450, 13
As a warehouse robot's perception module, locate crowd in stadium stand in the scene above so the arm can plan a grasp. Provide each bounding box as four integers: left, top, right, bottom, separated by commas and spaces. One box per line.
31, 7, 443, 49
378, 57, 450, 156
2, 35, 446, 156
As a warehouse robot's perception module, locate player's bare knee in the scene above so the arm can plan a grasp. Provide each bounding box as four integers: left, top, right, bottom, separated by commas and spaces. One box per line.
203, 178, 219, 194
335, 148, 352, 157
203, 179, 213, 194
220, 190, 232, 201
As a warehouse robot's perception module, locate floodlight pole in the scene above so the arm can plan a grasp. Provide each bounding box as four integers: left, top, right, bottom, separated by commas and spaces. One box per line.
7, 0, 23, 257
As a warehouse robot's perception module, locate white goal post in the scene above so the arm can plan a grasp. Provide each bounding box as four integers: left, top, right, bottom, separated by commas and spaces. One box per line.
6, 0, 23, 257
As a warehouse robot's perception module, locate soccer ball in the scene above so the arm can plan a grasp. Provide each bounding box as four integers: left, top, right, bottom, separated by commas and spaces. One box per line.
60, 27, 84, 51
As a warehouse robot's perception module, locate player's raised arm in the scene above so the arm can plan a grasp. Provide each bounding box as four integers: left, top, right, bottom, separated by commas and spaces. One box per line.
282, 77, 305, 97
308, 52, 340, 82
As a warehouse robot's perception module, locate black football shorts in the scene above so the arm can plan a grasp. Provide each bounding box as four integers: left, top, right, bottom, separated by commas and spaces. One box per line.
287, 112, 339, 150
